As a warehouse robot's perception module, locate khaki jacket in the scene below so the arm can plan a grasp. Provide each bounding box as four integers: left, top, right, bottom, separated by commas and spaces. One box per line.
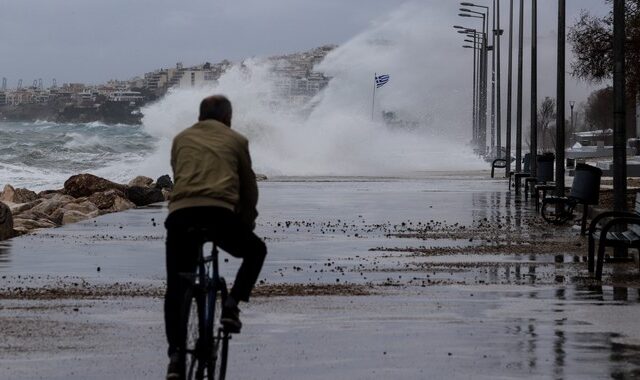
168, 119, 258, 227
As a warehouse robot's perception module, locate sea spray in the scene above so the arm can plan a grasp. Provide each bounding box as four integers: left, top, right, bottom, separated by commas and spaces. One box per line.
139, 3, 485, 178
0, 3, 487, 191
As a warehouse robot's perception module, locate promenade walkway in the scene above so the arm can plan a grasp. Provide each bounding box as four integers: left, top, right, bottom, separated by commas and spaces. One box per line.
1, 173, 639, 379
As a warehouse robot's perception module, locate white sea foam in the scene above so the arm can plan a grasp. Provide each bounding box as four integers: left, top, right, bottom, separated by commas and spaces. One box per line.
62, 132, 109, 150
139, 3, 484, 178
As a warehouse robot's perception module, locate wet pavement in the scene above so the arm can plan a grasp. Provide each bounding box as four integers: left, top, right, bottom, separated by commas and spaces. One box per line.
1, 173, 640, 379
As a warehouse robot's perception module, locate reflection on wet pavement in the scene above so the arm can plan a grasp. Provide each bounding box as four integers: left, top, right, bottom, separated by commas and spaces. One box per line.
0, 176, 639, 378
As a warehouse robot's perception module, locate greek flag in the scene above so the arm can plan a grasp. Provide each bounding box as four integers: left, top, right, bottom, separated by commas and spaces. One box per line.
375, 74, 390, 88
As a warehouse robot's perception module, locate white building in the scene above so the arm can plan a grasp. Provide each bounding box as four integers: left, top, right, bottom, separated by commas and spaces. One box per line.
108, 91, 144, 103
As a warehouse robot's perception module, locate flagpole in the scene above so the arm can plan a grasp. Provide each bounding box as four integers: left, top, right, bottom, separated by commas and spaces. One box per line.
371, 73, 377, 120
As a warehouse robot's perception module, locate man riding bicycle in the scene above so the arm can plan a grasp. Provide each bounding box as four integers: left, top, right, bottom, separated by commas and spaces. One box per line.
164, 95, 267, 379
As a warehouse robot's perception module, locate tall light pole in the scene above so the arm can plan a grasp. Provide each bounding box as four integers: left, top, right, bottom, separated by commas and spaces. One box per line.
609, 0, 627, 263
464, 37, 483, 138
516, 0, 524, 175
461, 2, 492, 157
468, 31, 485, 152
505, 0, 514, 177
613, 0, 627, 213
555, 0, 566, 197
530, 0, 538, 181
455, 25, 482, 151
495, 0, 502, 160
569, 100, 575, 134
460, 11, 488, 156
464, 42, 479, 148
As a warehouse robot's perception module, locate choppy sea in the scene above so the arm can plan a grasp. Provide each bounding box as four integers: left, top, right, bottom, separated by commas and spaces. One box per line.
0, 121, 157, 191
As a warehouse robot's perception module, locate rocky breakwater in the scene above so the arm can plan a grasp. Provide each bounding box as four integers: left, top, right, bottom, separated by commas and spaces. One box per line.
0, 173, 174, 239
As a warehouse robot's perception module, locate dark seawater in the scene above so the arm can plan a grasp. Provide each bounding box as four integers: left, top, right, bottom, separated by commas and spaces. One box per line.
0, 121, 157, 191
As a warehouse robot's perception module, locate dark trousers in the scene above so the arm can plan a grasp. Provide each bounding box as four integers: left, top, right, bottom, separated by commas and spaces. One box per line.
164, 206, 267, 356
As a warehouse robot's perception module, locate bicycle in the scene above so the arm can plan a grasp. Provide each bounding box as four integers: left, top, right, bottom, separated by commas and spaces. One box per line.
180, 228, 231, 380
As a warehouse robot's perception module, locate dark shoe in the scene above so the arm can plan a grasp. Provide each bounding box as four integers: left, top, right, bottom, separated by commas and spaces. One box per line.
220, 305, 242, 333
166, 353, 184, 380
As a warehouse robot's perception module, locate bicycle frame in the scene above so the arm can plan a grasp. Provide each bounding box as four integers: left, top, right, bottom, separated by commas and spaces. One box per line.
183, 238, 230, 380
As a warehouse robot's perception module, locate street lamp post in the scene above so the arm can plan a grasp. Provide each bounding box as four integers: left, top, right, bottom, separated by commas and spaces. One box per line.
505, 0, 514, 177
470, 31, 485, 152
463, 42, 478, 148
495, 0, 502, 160
555, 0, 566, 197
530, 0, 538, 183
516, 0, 524, 183
600, 0, 628, 263
613, 0, 628, 215
461, 2, 492, 157
460, 10, 489, 156
458, 3, 489, 156
569, 100, 575, 134
455, 25, 483, 152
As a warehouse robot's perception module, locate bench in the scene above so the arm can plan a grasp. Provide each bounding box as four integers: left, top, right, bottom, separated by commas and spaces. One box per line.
508, 153, 531, 194
534, 184, 569, 212
540, 163, 602, 234
520, 153, 555, 201
587, 193, 640, 280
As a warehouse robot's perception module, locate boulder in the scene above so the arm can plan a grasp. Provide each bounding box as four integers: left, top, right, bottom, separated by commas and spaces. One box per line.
60, 209, 100, 225
89, 189, 125, 210
63, 173, 126, 198
15, 210, 56, 224
12, 226, 30, 236
155, 174, 174, 190
0, 185, 35, 203
128, 176, 154, 188
0, 202, 14, 240
38, 189, 65, 199
109, 196, 136, 213
13, 188, 38, 203
125, 186, 165, 206
31, 194, 75, 216
62, 200, 99, 215
9, 199, 43, 215
1, 185, 39, 209
13, 218, 57, 231
0, 185, 16, 203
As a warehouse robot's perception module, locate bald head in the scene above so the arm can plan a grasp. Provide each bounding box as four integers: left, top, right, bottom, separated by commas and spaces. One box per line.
199, 95, 233, 127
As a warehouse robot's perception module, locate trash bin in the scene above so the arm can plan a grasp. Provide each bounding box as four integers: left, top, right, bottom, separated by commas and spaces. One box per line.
570, 163, 602, 205
536, 153, 555, 182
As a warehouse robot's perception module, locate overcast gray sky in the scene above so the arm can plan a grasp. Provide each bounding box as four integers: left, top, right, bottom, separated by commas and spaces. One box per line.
0, 0, 610, 99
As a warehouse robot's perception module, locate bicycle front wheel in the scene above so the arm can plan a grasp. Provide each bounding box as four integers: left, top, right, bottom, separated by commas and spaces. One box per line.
184, 289, 205, 380
205, 287, 228, 380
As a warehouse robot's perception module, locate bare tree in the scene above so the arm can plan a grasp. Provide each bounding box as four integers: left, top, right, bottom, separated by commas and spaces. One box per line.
584, 86, 614, 131
538, 97, 556, 151
568, 0, 640, 90
568, 1, 640, 137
